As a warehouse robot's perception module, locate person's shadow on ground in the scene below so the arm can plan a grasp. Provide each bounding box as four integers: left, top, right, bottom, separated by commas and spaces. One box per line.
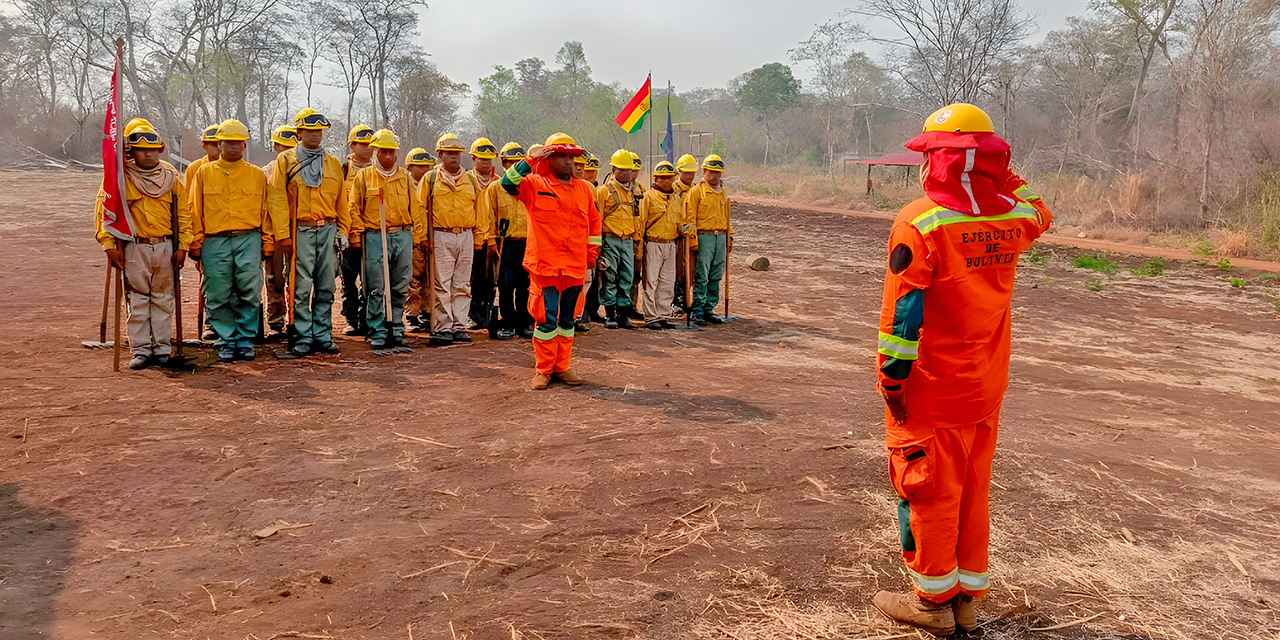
0, 482, 78, 639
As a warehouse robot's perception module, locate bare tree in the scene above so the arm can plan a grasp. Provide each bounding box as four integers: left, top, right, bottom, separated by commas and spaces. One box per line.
854, 0, 1035, 105
1096, 0, 1180, 139
790, 19, 860, 172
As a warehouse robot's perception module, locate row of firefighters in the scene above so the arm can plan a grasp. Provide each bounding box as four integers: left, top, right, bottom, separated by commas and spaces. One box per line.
94, 110, 734, 379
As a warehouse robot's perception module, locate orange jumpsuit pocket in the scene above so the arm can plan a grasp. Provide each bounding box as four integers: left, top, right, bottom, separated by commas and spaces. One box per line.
888, 436, 935, 501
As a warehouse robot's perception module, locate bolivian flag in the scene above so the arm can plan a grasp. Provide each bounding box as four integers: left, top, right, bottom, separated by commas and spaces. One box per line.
615, 75, 652, 134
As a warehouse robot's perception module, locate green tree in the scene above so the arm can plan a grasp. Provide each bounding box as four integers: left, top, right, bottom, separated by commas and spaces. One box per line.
734, 62, 800, 166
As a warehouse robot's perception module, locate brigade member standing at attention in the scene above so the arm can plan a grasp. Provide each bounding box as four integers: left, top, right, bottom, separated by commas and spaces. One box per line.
687, 154, 731, 325
871, 104, 1053, 637
266, 109, 350, 356
188, 123, 222, 341
95, 119, 192, 369
347, 129, 425, 352
468, 137, 501, 330
339, 124, 376, 336
673, 153, 698, 312
480, 142, 533, 339
595, 150, 643, 330
261, 124, 298, 336
501, 133, 600, 390
188, 119, 286, 362
639, 160, 683, 330
404, 147, 437, 332
420, 133, 483, 345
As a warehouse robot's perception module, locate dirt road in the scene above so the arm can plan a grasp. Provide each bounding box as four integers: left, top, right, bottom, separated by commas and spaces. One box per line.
1, 170, 1278, 640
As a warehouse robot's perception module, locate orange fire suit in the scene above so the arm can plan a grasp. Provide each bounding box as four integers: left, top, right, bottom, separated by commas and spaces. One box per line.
501, 158, 601, 375
877, 172, 1051, 604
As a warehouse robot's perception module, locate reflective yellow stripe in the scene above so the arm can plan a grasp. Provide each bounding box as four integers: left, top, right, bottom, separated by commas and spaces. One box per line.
958, 569, 989, 591
533, 326, 557, 341
587, 235, 602, 246
909, 567, 959, 595
1013, 184, 1042, 202
911, 203, 1038, 235
878, 331, 918, 360
557, 325, 575, 339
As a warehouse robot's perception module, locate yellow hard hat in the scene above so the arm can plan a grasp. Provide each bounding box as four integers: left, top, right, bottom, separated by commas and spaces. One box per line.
702, 154, 725, 172
271, 125, 298, 147
676, 154, 697, 173
922, 103, 994, 134
544, 132, 575, 147
436, 133, 465, 152
201, 124, 220, 142
349, 124, 375, 144
216, 118, 250, 142
610, 149, 633, 169
630, 151, 642, 171
125, 121, 164, 149
573, 149, 590, 165
499, 141, 526, 160
293, 108, 331, 130
584, 151, 600, 170
470, 137, 497, 158
653, 160, 677, 176
123, 118, 155, 137
406, 147, 436, 166
370, 128, 399, 150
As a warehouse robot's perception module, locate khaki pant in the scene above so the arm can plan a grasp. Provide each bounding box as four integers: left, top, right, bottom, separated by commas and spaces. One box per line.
124, 241, 175, 356
432, 229, 474, 332
643, 240, 677, 323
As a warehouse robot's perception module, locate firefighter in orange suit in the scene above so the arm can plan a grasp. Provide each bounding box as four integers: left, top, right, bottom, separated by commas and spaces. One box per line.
500, 133, 600, 390
872, 103, 1052, 637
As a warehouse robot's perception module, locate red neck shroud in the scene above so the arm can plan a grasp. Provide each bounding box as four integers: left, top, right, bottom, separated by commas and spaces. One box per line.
904, 130, 1016, 216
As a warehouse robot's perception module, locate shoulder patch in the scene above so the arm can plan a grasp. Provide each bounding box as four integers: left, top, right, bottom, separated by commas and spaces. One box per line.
889, 243, 913, 274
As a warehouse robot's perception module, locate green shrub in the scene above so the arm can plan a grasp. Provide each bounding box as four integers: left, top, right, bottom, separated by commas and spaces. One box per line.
1217, 258, 1233, 271
1131, 258, 1164, 277
1074, 254, 1119, 277
1261, 273, 1278, 282
1085, 278, 1104, 292
1229, 277, 1246, 288
1191, 240, 1214, 256
1025, 248, 1049, 265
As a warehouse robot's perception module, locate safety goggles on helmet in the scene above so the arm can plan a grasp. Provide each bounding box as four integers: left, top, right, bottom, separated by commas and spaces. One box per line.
499, 146, 525, 159
278, 129, 299, 141
704, 158, 725, 171
298, 112, 331, 129
127, 130, 162, 146
472, 143, 497, 156
351, 128, 374, 141
409, 150, 436, 165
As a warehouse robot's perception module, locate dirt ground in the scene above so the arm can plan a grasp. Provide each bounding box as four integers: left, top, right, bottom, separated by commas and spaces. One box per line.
1, 169, 1278, 640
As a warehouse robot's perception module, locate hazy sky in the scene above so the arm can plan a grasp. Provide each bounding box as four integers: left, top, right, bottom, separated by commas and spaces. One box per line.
413, 0, 1093, 93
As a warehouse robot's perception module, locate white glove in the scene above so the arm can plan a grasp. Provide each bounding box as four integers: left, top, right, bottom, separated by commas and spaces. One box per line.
335, 233, 350, 251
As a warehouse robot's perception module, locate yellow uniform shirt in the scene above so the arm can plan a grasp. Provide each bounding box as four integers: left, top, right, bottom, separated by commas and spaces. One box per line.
640, 188, 684, 242
184, 156, 211, 212
348, 166, 426, 240
419, 169, 485, 249
686, 182, 731, 233
596, 176, 643, 240
188, 159, 278, 253
267, 149, 352, 237
478, 179, 528, 242
672, 179, 695, 199
94, 172, 192, 250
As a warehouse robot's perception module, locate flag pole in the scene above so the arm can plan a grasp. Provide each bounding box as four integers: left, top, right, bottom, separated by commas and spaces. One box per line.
647, 71, 653, 186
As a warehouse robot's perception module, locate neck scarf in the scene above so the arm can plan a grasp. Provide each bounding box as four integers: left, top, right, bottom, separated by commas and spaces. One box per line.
347, 153, 372, 175
703, 181, 723, 194
125, 160, 176, 199
472, 167, 498, 189
375, 156, 397, 180
296, 145, 324, 188
437, 165, 464, 189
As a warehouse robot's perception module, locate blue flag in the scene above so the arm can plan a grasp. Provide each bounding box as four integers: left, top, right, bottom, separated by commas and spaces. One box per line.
660, 104, 674, 163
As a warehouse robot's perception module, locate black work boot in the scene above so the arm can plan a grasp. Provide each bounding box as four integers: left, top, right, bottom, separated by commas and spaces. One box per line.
604, 306, 619, 329
617, 306, 635, 330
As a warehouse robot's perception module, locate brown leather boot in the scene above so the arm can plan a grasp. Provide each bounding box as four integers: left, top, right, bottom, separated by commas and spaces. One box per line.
952, 594, 977, 632
555, 370, 585, 386
872, 591, 955, 637
530, 373, 551, 390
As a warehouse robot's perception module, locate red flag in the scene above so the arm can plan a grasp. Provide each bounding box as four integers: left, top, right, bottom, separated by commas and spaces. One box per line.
100, 47, 134, 241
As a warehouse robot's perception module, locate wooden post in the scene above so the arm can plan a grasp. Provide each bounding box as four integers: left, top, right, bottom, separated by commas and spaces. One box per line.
866, 164, 873, 195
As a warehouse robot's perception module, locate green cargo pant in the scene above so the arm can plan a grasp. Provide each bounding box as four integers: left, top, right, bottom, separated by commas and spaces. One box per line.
599, 235, 635, 307
693, 232, 727, 316
201, 231, 263, 349
363, 228, 413, 342
292, 223, 339, 346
